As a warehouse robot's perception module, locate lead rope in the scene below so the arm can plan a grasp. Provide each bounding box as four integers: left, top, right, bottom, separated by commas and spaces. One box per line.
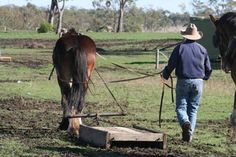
170, 75, 174, 103
159, 82, 165, 128
159, 75, 175, 128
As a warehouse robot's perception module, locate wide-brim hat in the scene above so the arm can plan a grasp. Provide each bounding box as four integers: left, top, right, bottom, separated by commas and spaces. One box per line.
180, 23, 203, 40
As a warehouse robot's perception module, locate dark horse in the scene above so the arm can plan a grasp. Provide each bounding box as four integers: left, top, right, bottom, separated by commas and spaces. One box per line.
210, 12, 236, 133
53, 28, 96, 135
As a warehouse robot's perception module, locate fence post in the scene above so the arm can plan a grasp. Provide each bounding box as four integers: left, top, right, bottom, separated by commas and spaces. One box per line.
155, 49, 160, 69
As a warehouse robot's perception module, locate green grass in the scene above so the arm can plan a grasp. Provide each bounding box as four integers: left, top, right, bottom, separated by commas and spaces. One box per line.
0, 138, 28, 157
85, 32, 182, 40
0, 31, 181, 40
0, 31, 58, 40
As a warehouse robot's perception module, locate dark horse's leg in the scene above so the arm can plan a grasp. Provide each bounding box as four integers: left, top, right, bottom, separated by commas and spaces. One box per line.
230, 91, 236, 127
230, 91, 236, 136
58, 78, 71, 130
224, 37, 236, 73
230, 61, 236, 135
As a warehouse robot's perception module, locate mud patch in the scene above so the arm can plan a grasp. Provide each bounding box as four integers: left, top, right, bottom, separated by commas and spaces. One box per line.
13, 56, 49, 68
0, 97, 59, 111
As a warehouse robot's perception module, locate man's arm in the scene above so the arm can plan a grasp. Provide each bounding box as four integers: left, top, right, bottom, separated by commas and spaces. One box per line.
162, 46, 179, 80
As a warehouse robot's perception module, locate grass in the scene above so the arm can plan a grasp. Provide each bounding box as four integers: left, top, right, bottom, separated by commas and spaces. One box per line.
0, 35, 236, 156
0, 138, 28, 156
86, 32, 182, 40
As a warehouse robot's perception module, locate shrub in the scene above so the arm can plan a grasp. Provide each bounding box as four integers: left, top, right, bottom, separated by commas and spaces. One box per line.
37, 22, 53, 33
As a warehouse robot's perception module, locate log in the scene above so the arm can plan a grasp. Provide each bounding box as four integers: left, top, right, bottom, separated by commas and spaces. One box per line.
0, 56, 12, 62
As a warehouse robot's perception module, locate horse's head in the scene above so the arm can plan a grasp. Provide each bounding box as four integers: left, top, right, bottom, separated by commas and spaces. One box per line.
210, 14, 230, 71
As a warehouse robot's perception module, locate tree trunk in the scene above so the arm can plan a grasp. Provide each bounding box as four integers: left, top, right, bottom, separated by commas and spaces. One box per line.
56, 10, 64, 34
116, 0, 125, 32
55, 0, 65, 34
48, 0, 56, 26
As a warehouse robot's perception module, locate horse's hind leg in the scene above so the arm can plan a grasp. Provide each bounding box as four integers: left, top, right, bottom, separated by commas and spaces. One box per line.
58, 78, 71, 130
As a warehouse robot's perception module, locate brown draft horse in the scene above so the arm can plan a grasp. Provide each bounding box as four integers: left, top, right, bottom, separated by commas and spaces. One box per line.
210, 12, 236, 134
53, 28, 96, 136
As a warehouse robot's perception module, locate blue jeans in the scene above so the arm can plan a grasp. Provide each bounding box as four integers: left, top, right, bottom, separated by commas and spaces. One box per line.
176, 79, 203, 135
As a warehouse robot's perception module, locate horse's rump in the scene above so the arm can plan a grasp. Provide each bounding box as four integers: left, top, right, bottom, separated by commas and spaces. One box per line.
53, 31, 96, 134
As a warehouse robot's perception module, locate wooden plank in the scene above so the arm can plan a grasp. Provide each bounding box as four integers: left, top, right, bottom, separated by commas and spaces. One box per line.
79, 124, 111, 148
161, 133, 167, 150
79, 125, 167, 149
0, 56, 11, 62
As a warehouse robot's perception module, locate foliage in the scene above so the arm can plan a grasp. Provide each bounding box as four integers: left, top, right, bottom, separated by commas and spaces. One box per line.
92, 0, 138, 32
37, 21, 54, 33
0, 2, 46, 31
0, 3, 190, 32
192, 0, 236, 16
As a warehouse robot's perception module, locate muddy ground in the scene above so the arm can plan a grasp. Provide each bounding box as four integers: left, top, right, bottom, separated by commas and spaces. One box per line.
1, 96, 234, 157
0, 97, 174, 157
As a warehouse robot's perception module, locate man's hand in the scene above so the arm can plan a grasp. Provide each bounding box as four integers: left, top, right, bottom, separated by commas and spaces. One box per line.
160, 74, 168, 84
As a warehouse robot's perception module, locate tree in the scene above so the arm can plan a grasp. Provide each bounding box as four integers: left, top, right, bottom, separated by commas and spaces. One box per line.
48, 0, 66, 34
209, 0, 236, 15
192, 0, 236, 16
92, 0, 137, 32
192, 0, 214, 16
124, 5, 143, 32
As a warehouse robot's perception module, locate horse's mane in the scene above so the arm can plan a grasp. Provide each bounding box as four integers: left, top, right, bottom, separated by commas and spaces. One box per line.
67, 28, 78, 35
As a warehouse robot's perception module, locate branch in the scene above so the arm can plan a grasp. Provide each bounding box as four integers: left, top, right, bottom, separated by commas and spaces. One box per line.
55, 0, 65, 13
60, 0, 65, 12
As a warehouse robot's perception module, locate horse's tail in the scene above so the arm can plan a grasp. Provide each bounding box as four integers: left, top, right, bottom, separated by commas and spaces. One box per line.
70, 46, 88, 112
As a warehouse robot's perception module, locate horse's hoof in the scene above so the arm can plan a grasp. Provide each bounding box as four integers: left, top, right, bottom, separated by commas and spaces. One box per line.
59, 117, 69, 130
230, 113, 236, 125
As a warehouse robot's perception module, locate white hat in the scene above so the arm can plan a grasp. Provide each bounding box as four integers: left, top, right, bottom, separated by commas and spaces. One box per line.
180, 23, 203, 40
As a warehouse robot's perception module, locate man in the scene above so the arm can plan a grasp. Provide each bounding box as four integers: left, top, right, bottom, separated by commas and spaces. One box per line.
162, 23, 212, 142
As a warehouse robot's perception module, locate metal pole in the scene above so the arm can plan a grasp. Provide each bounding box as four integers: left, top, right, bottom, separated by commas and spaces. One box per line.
67, 112, 127, 119
155, 49, 160, 69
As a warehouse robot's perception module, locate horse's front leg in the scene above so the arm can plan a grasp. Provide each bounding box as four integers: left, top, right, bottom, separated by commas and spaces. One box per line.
230, 90, 236, 135
230, 62, 236, 135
